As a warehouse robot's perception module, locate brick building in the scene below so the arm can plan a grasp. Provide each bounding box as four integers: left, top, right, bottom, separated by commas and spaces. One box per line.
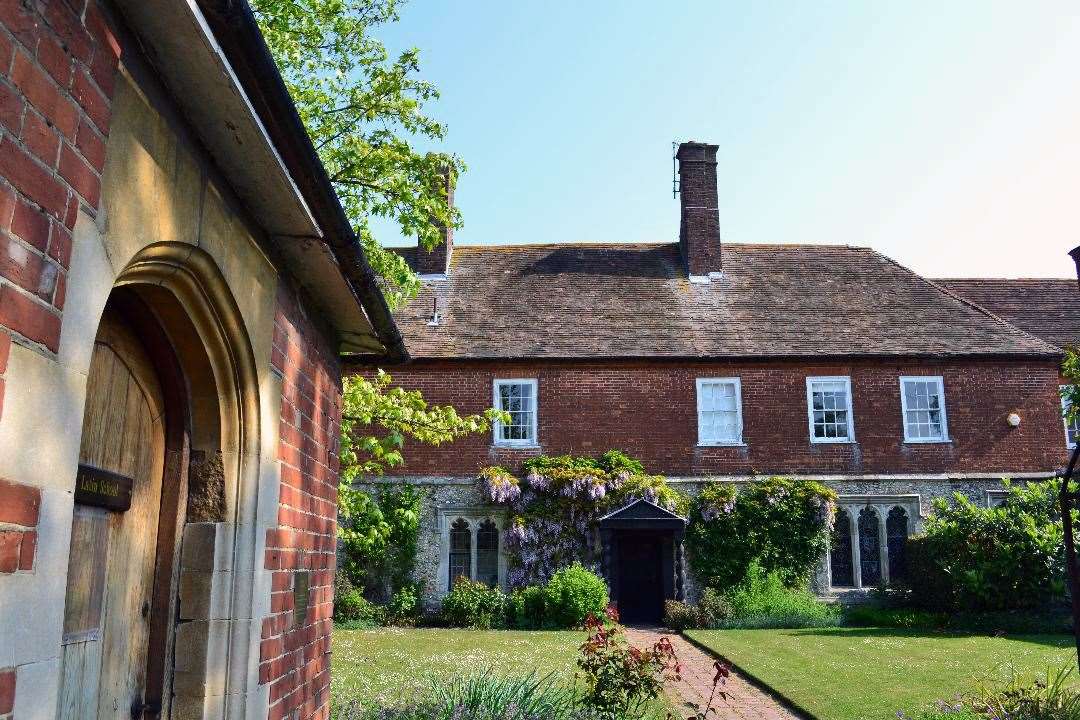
377, 141, 1079, 618
0, 2, 403, 719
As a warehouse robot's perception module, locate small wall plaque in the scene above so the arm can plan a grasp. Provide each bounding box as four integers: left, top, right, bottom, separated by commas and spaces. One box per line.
293, 571, 310, 628
74, 464, 134, 512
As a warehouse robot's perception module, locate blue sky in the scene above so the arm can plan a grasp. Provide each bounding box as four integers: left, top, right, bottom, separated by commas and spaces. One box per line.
374, 1, 1080, 278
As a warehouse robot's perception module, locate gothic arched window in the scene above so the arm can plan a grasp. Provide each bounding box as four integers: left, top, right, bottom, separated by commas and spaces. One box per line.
449, 518, 471, 589
477, 520, 499, 588
886, 506, 909, 582
829, 508, 854, 587
858, 507, 881, 587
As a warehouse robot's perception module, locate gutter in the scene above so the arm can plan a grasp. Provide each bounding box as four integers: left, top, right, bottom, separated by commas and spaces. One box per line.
194, 0, 408, 364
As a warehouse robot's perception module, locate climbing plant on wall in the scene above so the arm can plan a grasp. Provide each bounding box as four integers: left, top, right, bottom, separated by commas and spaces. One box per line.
337, 370, 507, 598
686, 476, 837, 592
478, 451, 689, 588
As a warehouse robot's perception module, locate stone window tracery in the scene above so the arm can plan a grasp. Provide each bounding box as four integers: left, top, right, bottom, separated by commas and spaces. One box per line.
827, 496, 919, 591
886, 506, 909, 582
858, 507, 882, 587
476, 519, 499, 588
439, 510, 507, 596
449, 518, 472, 589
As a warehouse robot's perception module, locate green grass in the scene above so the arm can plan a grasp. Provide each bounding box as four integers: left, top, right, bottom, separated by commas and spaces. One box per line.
331, 627, 672, 717
686, 627, 1076, 720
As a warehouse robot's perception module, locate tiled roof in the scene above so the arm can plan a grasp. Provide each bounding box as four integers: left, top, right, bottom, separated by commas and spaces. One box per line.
392, 243, 1059, 359
938, 278, 1080, 350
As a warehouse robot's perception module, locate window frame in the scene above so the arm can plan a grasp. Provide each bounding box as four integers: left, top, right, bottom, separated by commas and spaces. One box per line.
1061, 385, 1078, 449
805, 376, 855, 444
492, 378, 539, 447
898, 375, 950, 444
695, 377, 744, 447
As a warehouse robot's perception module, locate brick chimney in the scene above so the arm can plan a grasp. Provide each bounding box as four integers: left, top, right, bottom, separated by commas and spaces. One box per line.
1070, 246, 1080, 292
676, 141, 722, 279
414, 166, 455, 276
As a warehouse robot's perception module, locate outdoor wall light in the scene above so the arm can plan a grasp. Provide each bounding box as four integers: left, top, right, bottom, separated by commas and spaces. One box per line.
1006, 412, 1022, 427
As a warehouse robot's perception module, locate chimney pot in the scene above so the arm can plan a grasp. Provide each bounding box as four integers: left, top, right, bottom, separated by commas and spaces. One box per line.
676, 141, 722, 278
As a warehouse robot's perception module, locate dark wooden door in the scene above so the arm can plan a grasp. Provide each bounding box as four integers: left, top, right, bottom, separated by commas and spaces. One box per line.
617, 534, 664, 624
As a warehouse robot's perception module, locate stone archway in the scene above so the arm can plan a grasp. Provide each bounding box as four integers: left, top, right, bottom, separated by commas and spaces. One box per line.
57, 241, 263, 719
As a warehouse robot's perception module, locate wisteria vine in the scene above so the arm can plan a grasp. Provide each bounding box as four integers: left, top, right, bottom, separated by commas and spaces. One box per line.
476, 451, 689, 588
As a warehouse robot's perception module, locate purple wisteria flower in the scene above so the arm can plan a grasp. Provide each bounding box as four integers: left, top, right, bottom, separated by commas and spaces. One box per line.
478, 467, 521, 504
524, 469, 549, 491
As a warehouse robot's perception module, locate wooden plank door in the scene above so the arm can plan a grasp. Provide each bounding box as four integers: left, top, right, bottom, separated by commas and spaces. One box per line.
58, 309, 167, 720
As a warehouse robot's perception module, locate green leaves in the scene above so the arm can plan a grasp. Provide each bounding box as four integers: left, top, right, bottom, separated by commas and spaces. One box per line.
252, 0, 462, 308
340, 370, 506, 481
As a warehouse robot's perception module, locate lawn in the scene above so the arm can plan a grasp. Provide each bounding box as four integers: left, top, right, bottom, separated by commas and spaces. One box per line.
686, 627, 1076, 720
331, 627, 673, 717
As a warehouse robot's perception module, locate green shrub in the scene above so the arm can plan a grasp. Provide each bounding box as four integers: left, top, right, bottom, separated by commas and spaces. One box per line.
386, 583, 420, 626
698, 587, 732, 627
338, 484, 424, 602
910, 480, 1064, 612
687, 477, 836, 592
542, 563, 609, 628
506, 585, 546, 629
333, 573, 386, 627
719, 564, 841, 629
662, 600, 700, 631
441, 578, 508, 629
663, 588, 731, 631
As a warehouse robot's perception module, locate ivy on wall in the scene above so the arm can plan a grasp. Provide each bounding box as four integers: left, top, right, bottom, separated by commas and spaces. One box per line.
686, 477, 836, 591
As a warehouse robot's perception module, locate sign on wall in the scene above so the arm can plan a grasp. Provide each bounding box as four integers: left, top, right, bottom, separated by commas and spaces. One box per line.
74, 464, 134, 512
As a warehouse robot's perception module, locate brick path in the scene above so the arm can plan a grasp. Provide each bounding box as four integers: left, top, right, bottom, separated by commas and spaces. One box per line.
623, 627, 802, 720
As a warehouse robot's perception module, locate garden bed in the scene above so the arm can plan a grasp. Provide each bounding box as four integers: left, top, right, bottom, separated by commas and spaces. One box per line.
686, 627, 1075, 720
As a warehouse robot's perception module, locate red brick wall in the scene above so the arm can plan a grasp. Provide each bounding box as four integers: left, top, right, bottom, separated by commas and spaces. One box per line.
374, 358, 1067, 477
0, 0, 119, 355
262, 284, 342, 720
0, 666, 14, 720
0, 478, 39, 573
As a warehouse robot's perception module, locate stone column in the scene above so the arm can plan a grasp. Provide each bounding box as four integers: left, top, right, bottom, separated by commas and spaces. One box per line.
675, 530, 686, 602
876, 505, 890, 586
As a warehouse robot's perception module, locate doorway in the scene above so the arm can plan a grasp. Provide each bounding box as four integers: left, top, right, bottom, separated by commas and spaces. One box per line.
616, 534, 665, 624
57, 296, 187, 720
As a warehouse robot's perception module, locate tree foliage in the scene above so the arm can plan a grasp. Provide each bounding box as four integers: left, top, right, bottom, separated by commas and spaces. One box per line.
252, 0, 461, 308
340, 370, 505, 480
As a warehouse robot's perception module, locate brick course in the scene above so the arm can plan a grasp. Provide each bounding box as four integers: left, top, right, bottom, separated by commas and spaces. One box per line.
0, 0, 120, 356
263, 284, 342, 720
0, 477, 41, 574
371, 358, 1067, 477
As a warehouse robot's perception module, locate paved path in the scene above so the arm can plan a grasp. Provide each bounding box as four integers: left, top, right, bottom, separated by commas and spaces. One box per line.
623, 627, 802, 720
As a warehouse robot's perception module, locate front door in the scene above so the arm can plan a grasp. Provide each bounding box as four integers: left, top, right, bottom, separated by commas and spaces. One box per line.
57, 308, 167, 719
617, 534, 664, 624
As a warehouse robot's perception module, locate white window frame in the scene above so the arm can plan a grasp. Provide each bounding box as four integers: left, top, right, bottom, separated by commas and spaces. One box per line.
695, 377, 744, 446
492, 378, 539, 447
805, 376, 855, 444
1061, 385, 1078, 449
899, 376, 950, 443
